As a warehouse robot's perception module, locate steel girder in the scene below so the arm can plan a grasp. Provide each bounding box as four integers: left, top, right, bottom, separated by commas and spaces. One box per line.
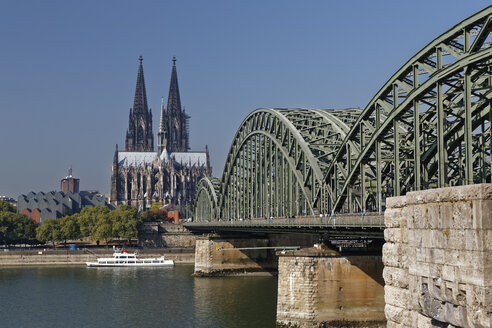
193, 5, 492, 221
195, 108, 360, 221
193, 177, 221, 221
326, 5, 492, 213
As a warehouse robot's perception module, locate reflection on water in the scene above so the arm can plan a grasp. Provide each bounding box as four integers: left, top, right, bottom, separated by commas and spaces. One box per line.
193, 276, 277, 328
0, 266, 277, 328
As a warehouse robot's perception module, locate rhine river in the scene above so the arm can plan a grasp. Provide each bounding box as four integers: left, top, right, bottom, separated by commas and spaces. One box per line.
0, 265, 277, 328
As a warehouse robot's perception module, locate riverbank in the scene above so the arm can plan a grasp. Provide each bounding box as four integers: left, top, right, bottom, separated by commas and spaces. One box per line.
0, 248, 195, 266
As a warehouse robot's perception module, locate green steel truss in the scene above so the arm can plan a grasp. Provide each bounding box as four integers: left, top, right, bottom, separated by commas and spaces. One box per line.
194, 5, 492, 221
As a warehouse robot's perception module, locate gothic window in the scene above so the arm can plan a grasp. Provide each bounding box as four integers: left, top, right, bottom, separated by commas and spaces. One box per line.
138, 126, 144, 141
127, 180, 132, 200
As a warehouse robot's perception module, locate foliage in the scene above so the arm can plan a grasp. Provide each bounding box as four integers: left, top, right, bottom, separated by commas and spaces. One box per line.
0, 211, 35, 246
150, 202, 163, 211
77, 206, 110, 238
59, 215, 80, 245
0, 200, 16, 214
141, 208, 168, 222
34, 205, 142, 247
36, 218, 61, 248
0, 202, 144, 247
111, 206, 140, 243
0, 211, 36, 246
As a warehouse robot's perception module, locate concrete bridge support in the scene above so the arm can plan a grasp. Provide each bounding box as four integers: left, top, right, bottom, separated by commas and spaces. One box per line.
383, 184, 492, 327
276, 245, 386, 328
193, 233, 315, 276
193, 234, 274, 276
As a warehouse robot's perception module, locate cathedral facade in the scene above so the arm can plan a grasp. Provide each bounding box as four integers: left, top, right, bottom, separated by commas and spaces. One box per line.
110, 56, 211, 213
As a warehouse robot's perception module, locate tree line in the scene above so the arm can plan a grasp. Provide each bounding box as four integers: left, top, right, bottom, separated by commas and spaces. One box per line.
0, 200, 166, 248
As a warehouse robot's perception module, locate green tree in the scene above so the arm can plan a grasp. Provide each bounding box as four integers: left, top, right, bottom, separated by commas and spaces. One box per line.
0, 200, 16, 213
36, 219, 61, 248
77, 206, 110, 240
94, 214, 113, 247
141, 209, 167, 222
111, 205, 141, 245
59, 215, 81, 245
12, 213, 36, 245
150, 202, 163, 211
0, 212, 36, 246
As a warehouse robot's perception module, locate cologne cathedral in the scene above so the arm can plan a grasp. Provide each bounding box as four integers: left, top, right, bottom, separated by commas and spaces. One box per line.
110, 56, 211, 213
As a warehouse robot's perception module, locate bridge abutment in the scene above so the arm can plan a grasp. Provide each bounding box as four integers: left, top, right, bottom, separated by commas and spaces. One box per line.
193, 234, 274, 276
193, 233, 315, 276
276, 245, 386, 328
383, 184, 492, 327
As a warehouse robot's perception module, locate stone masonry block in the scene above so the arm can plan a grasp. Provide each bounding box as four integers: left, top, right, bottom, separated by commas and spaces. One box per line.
386, 195, 407, 209
385, 321, 400, 328
384, 227, 408, 244
473, 199, 492, 230
465, 229, 486, 251
406, 188, 437, 205
429, 230, 446, 249
383, 242, 408, 268
383, 266, 409, 288
385, 304, 409, 324
409, 261, 429, 277
439, 203, 453, 229
409, 205, 428, 229
385, 207, 404, 228
409, 262, 442, 279
441, 265, 457, 282
406, 184, 492, 205
452, 201, 474, 229
408, 228, 423, 247
425, 204, 441, 230
400, 205, 412, 228
444, 229, 466, 251
385, 285, 409, 309
416, 311, 436, 328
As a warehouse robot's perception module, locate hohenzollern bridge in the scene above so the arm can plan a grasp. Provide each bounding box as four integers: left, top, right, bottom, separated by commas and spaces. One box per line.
190, 6, 492, 233
184, 7, 492, 328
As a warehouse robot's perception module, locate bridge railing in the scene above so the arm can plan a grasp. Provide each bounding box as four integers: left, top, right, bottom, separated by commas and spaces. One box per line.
187, 213, 385, 229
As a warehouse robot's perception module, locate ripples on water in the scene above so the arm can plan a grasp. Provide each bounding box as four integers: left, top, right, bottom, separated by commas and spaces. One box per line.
0, 266, 277, 328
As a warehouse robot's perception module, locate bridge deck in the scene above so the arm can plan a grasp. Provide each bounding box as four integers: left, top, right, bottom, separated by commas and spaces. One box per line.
184, 214, 384, 238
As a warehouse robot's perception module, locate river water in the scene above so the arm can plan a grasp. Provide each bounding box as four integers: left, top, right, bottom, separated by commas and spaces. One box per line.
0, 265, 278, 328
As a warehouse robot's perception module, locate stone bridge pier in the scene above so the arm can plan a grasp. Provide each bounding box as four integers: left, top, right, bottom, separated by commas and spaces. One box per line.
275, 245, 386, 328
383, 184, 492, 328
193, 233, 315, 276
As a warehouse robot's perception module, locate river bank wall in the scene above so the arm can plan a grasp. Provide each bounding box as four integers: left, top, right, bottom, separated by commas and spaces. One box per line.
0, 248, 195, 266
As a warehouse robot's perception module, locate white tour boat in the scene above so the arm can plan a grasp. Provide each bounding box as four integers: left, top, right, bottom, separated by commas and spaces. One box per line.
86, 250, 174, 267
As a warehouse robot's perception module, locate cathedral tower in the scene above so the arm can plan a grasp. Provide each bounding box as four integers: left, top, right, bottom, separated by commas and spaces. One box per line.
125, 56, 154, 152
158, 57, 189, 154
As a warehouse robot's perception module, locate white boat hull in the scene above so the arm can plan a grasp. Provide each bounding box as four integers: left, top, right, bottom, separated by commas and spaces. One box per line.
86, 252, 174, 267
86, 260, 174, 267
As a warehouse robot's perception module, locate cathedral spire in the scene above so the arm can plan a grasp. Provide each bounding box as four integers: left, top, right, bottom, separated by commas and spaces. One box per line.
167, 56, 182, 114
157, 97, 167, 155
159, 97, 165, 132
133, 55, 149, 114
125, 56, 154, 152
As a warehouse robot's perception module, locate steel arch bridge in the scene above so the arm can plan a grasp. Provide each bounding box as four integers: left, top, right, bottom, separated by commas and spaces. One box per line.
193, 6, 492, 224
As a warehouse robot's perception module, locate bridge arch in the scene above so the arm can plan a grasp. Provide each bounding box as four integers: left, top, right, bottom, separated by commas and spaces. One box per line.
326, 5, 492, 212
193, 5, 492, 220
193, 177, 221, 222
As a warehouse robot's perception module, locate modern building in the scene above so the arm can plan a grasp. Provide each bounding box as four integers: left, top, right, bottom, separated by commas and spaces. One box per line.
18, 191, 108, 225
110, 56, 211, 212
17, 169, 109, 224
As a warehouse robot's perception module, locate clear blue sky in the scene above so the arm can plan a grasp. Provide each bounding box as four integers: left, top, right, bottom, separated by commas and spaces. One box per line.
0, 0, 488, 198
